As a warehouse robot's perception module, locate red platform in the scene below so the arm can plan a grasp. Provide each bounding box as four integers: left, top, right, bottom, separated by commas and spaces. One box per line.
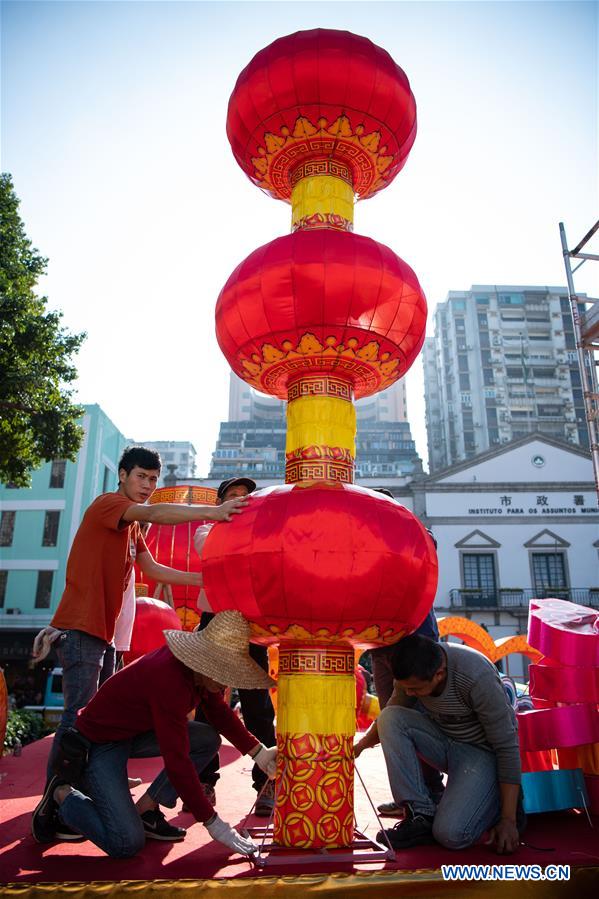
1, 735, 598, 897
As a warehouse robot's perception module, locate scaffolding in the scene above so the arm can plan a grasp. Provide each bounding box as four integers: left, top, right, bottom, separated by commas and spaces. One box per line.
559, 220, 599, 498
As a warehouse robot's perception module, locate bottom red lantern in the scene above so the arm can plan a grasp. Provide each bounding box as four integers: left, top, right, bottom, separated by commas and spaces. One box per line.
123, 597, 182, 666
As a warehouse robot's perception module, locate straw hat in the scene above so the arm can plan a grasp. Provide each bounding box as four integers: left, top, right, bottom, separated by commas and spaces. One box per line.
164, 610, 275, 689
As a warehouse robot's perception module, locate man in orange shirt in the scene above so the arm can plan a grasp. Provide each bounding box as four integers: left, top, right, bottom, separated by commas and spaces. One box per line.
38, 445, 248, 801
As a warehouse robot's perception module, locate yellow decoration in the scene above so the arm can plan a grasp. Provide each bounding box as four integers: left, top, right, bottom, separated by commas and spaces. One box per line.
277, 673, 355, 735
291, 175, 354, 228
286, 396, 356, 456
437, 616, 542, 664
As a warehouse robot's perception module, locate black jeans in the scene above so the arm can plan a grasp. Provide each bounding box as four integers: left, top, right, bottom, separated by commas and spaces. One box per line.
196, 613, 275, 791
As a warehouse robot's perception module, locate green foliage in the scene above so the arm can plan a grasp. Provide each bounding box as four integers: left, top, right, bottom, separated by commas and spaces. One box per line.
0, 172, 86, 486
3, 708, 50, 753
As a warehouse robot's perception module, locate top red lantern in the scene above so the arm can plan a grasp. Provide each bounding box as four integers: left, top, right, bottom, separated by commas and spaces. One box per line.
226, 29, 417, 202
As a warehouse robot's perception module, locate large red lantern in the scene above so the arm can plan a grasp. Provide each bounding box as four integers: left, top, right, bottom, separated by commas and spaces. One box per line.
227, 29, 417, 203
216, 230, 426, 401
203, 484, 436, 646
209, 28, 431, 849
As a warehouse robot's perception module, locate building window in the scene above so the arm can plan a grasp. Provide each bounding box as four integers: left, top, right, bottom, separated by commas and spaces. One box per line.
0, 510, 16, 547
462, 553, 497, 605
102, 466, 112, 493
35, 571, 54, 609
42, 511, 60, 547
49, 460, 66, 488
532, 553, 567, 594
0, 570, 7, 608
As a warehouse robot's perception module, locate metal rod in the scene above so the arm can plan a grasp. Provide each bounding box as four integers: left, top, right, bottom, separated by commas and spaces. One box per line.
559, 221, 599, 500
571, 219, 599, 256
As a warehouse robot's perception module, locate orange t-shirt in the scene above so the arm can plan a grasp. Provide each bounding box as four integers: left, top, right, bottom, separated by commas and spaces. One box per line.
51, 492, 148, 643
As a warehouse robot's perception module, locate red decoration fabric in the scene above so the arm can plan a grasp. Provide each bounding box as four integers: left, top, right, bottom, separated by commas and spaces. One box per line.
215, 229, 427, 399
201, 484, 438, 648
123, 597, 182, 665
226, 29, 417, 201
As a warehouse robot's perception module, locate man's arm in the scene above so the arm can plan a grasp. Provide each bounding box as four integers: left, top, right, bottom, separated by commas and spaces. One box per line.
121, 495, 248, 525
136, 551, 203, 587
487, 782, 521, 854
354, 681, 413, 757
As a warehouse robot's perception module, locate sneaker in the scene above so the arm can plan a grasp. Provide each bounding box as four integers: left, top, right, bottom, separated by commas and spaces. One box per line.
377, 807, 435, 849
377, 799, 408, 818
32, 775, 64, 843
255, 780, 275, 818
141, 808, 187, 842
55, 821, 84, 841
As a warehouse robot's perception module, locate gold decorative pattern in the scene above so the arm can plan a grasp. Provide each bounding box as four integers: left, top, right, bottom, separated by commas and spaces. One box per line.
249, 620, 405, 647
279, 646, 354, 676
285, 459, 353, 484
148, 485, 218, 506
239, 331, 403, 399
287, 375, 353, 402
290, 159, 352, 187
251, 114, 394, 200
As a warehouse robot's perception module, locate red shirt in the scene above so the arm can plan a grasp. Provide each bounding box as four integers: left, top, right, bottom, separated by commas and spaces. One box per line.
52, 492, 148, 642
76, 646, 259, 822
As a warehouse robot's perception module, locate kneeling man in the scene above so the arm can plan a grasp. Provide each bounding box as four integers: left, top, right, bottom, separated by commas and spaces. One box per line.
364, 634, 523, 854
32, 611, 276, 858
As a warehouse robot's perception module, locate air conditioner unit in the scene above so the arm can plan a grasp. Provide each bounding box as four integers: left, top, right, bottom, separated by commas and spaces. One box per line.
5, 608, 22, 615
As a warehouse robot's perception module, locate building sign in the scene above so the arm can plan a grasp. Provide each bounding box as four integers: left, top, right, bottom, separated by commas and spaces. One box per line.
426, 492, 599, 518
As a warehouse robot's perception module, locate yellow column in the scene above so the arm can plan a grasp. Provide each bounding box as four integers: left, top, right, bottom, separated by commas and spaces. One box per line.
274, 645, 355, 848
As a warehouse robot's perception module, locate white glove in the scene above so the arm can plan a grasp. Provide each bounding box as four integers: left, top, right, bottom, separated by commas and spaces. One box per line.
32, 626, 62, 664
253, 744, 277, 779
205, 814, 257, 856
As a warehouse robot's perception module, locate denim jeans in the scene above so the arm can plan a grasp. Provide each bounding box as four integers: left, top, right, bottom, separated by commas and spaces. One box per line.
47, 630, 116, 777
377, 705, 501, 849
58, 721, 221, 858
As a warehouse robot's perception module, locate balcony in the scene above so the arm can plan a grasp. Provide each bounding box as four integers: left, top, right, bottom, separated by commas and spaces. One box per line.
447, 588, 599, 611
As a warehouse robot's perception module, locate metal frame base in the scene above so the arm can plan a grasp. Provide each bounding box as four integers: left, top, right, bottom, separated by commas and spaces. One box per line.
244, 824, 395, 868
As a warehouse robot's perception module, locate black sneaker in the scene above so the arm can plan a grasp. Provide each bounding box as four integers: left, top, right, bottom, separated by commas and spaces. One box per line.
141, 808, 187, 842
377, 807, 435, 849
32, 775, 64, 843
377, 799, 408, 818
255, 780, 275, 818
55, 820, 84, 841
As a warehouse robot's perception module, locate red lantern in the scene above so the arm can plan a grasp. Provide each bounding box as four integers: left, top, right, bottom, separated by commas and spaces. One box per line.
202, 484, 437, 648
135, 485, 217, 631
227, 29, 417, 202
123, 597, 182, 666
216, 229, 426, 400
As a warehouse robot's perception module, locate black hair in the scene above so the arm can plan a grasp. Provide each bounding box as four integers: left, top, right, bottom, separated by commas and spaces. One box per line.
373, 487, 394, 499
118, 446, 162, 474
391, 634, 444, 681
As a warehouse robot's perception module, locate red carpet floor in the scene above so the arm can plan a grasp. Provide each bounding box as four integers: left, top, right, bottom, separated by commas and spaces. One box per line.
1, 735, 598, 893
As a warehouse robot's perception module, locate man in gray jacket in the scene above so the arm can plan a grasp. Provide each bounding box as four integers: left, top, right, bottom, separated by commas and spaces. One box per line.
359, 634, 522, 854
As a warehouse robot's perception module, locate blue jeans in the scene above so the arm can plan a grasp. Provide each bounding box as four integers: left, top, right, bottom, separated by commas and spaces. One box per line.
47, 630, 116, 777
58, 721, 221, 858
377, 706, 501, 849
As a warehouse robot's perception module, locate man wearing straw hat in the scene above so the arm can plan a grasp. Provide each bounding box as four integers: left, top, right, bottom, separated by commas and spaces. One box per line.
32, 610, 276, 857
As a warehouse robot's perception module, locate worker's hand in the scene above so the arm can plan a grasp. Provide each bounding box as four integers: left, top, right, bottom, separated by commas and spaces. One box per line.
211, 496, 249, 522
487, 818, 520, 855
205, 814, 257, 855
253, 744, 277, 779
32, 626, 63, 662
354, 738, 367, 759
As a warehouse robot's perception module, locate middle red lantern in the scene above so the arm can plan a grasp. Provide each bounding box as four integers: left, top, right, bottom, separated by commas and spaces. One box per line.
215, 228, 426, 401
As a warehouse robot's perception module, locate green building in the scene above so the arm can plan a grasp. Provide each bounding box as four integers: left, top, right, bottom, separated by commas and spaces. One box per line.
0, 404, 128, 692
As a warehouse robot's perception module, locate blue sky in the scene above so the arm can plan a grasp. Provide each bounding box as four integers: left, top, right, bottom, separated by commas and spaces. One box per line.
2, 0, 597, 473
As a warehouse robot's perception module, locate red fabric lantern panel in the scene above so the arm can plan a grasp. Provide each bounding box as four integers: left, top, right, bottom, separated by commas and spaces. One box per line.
226, 29, 417, 201
134, 485, 217, 631
123, 598, 182, 666
202, 484, 437, 648
215, 229, 427, 399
